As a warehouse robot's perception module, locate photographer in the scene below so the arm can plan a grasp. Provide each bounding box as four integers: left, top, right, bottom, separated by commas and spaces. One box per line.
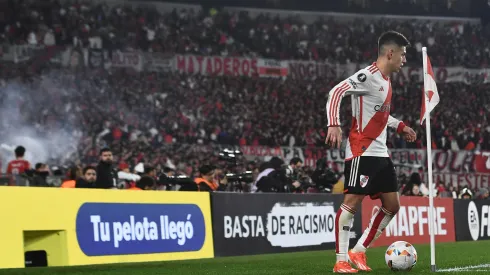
309, 158, 340, 193
286, 157, 304, 179
254, 157, 297, 193
156, 167, 175, 190
194, 165, 226, 192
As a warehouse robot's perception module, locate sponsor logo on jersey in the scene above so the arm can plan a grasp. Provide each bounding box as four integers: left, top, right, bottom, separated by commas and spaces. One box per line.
348, 79, 358, 89
374, 104, 391, 112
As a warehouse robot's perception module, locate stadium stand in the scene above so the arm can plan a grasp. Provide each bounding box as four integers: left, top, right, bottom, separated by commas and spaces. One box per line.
0, 0, 489, 198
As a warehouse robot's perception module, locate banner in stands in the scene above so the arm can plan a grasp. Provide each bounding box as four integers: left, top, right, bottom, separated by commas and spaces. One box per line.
240, 146, 283, 161
361, 196, 455, 248
13, 44, 45, 63
88, 48, 104, 69
143, 52, 174, 72
175, 55, 257, 76
211, 193, 362, 257
286, 61, 490, 83
257, 59, 288, 77
110, 51, 143, 71
454, 200, 490, 242
392, 66, 490, 85
431, 173, 490, 190
288, 61, 338, 80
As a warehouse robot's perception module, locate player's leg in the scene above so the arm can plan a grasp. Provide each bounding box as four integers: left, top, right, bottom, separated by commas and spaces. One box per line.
334, 157, 367, 273
349, 158, 399, 271
352, 192, 399, 251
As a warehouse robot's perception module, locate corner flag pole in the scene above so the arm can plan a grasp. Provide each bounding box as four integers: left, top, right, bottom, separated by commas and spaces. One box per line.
422, 46, 437, 272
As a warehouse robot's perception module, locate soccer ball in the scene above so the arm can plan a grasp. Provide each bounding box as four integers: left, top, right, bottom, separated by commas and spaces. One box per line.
385, 241, 418, 271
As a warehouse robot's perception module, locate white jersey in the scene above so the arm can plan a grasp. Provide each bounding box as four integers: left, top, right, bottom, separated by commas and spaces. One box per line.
326, 63, 405, 160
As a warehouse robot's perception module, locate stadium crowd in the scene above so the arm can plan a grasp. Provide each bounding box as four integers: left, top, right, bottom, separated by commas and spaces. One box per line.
0, 0, 489, 197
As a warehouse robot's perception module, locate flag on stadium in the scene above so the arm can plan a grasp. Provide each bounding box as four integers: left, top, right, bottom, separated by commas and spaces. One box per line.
420, 53, 440, 125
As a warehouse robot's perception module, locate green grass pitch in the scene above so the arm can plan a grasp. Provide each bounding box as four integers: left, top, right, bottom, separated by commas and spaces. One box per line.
1, 240, 489, 274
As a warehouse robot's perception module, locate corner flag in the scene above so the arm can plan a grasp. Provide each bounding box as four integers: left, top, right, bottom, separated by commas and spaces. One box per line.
421, 47, 440, 273
420, 52, 440, 125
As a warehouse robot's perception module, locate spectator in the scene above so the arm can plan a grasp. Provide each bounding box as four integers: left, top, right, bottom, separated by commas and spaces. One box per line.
95, 148, 118, 189
31, 163, 49, 187
76, 166, 97, 188
6, 146, 31, 176
194, 164, 225, 192
61, 166, 81, 188
477, 188, 490, 200
459, 187, 473, 199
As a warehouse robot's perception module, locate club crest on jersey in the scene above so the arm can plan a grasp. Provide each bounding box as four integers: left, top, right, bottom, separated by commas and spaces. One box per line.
357, 73, 367, 82
360, 175, 369, 188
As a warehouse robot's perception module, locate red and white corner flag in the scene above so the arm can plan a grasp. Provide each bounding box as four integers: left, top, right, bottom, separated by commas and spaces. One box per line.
420, 51, 440, 125
421, 47, 440, 272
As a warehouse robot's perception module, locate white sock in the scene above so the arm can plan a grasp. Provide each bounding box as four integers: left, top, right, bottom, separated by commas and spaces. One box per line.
335, 204, 355, 262
353, 207, 395, 252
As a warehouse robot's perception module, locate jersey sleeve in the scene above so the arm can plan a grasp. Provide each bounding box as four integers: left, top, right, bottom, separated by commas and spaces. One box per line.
326, 69, 373, 127
388, 115, 406, 134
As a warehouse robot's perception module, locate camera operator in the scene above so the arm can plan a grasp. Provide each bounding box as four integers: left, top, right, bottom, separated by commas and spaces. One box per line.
156, 167, 175, 190
194, 165, 226, 192
254, 157, 297, 193
286, 157, 303, 179
309, 158, 341, 193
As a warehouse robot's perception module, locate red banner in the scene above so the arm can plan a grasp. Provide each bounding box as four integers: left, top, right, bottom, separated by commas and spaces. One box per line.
473, 152, 490, 173
175, 55, 257, 76
240, 146, 283, 159
361, 197, 455, 248
431, 172, 490, 190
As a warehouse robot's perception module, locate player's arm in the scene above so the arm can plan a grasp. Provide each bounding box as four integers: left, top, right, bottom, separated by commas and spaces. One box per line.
326, 70, 372, 127
387, 115, 406, 134
388, 115, 417, 142
325, 70, 371, 147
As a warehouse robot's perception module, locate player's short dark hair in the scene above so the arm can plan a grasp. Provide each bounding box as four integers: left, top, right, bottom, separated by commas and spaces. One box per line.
378, 31, 410, 54
15, 146, 26, 157
83, 166, 96, 175
99, 148, 111, 156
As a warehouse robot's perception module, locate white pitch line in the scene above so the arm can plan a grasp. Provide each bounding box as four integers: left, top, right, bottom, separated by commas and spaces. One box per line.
437, 264, 490, 272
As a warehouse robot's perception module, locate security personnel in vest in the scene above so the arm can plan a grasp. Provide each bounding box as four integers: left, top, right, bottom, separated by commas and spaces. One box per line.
194, 165, 226, 192
128, 176, 155, 190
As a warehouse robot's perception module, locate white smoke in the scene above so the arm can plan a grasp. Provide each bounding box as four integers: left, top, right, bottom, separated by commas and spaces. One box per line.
0, 75, 81, 171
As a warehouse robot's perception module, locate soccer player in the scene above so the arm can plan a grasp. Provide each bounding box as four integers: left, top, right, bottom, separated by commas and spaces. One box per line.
325, 31, 417, 273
